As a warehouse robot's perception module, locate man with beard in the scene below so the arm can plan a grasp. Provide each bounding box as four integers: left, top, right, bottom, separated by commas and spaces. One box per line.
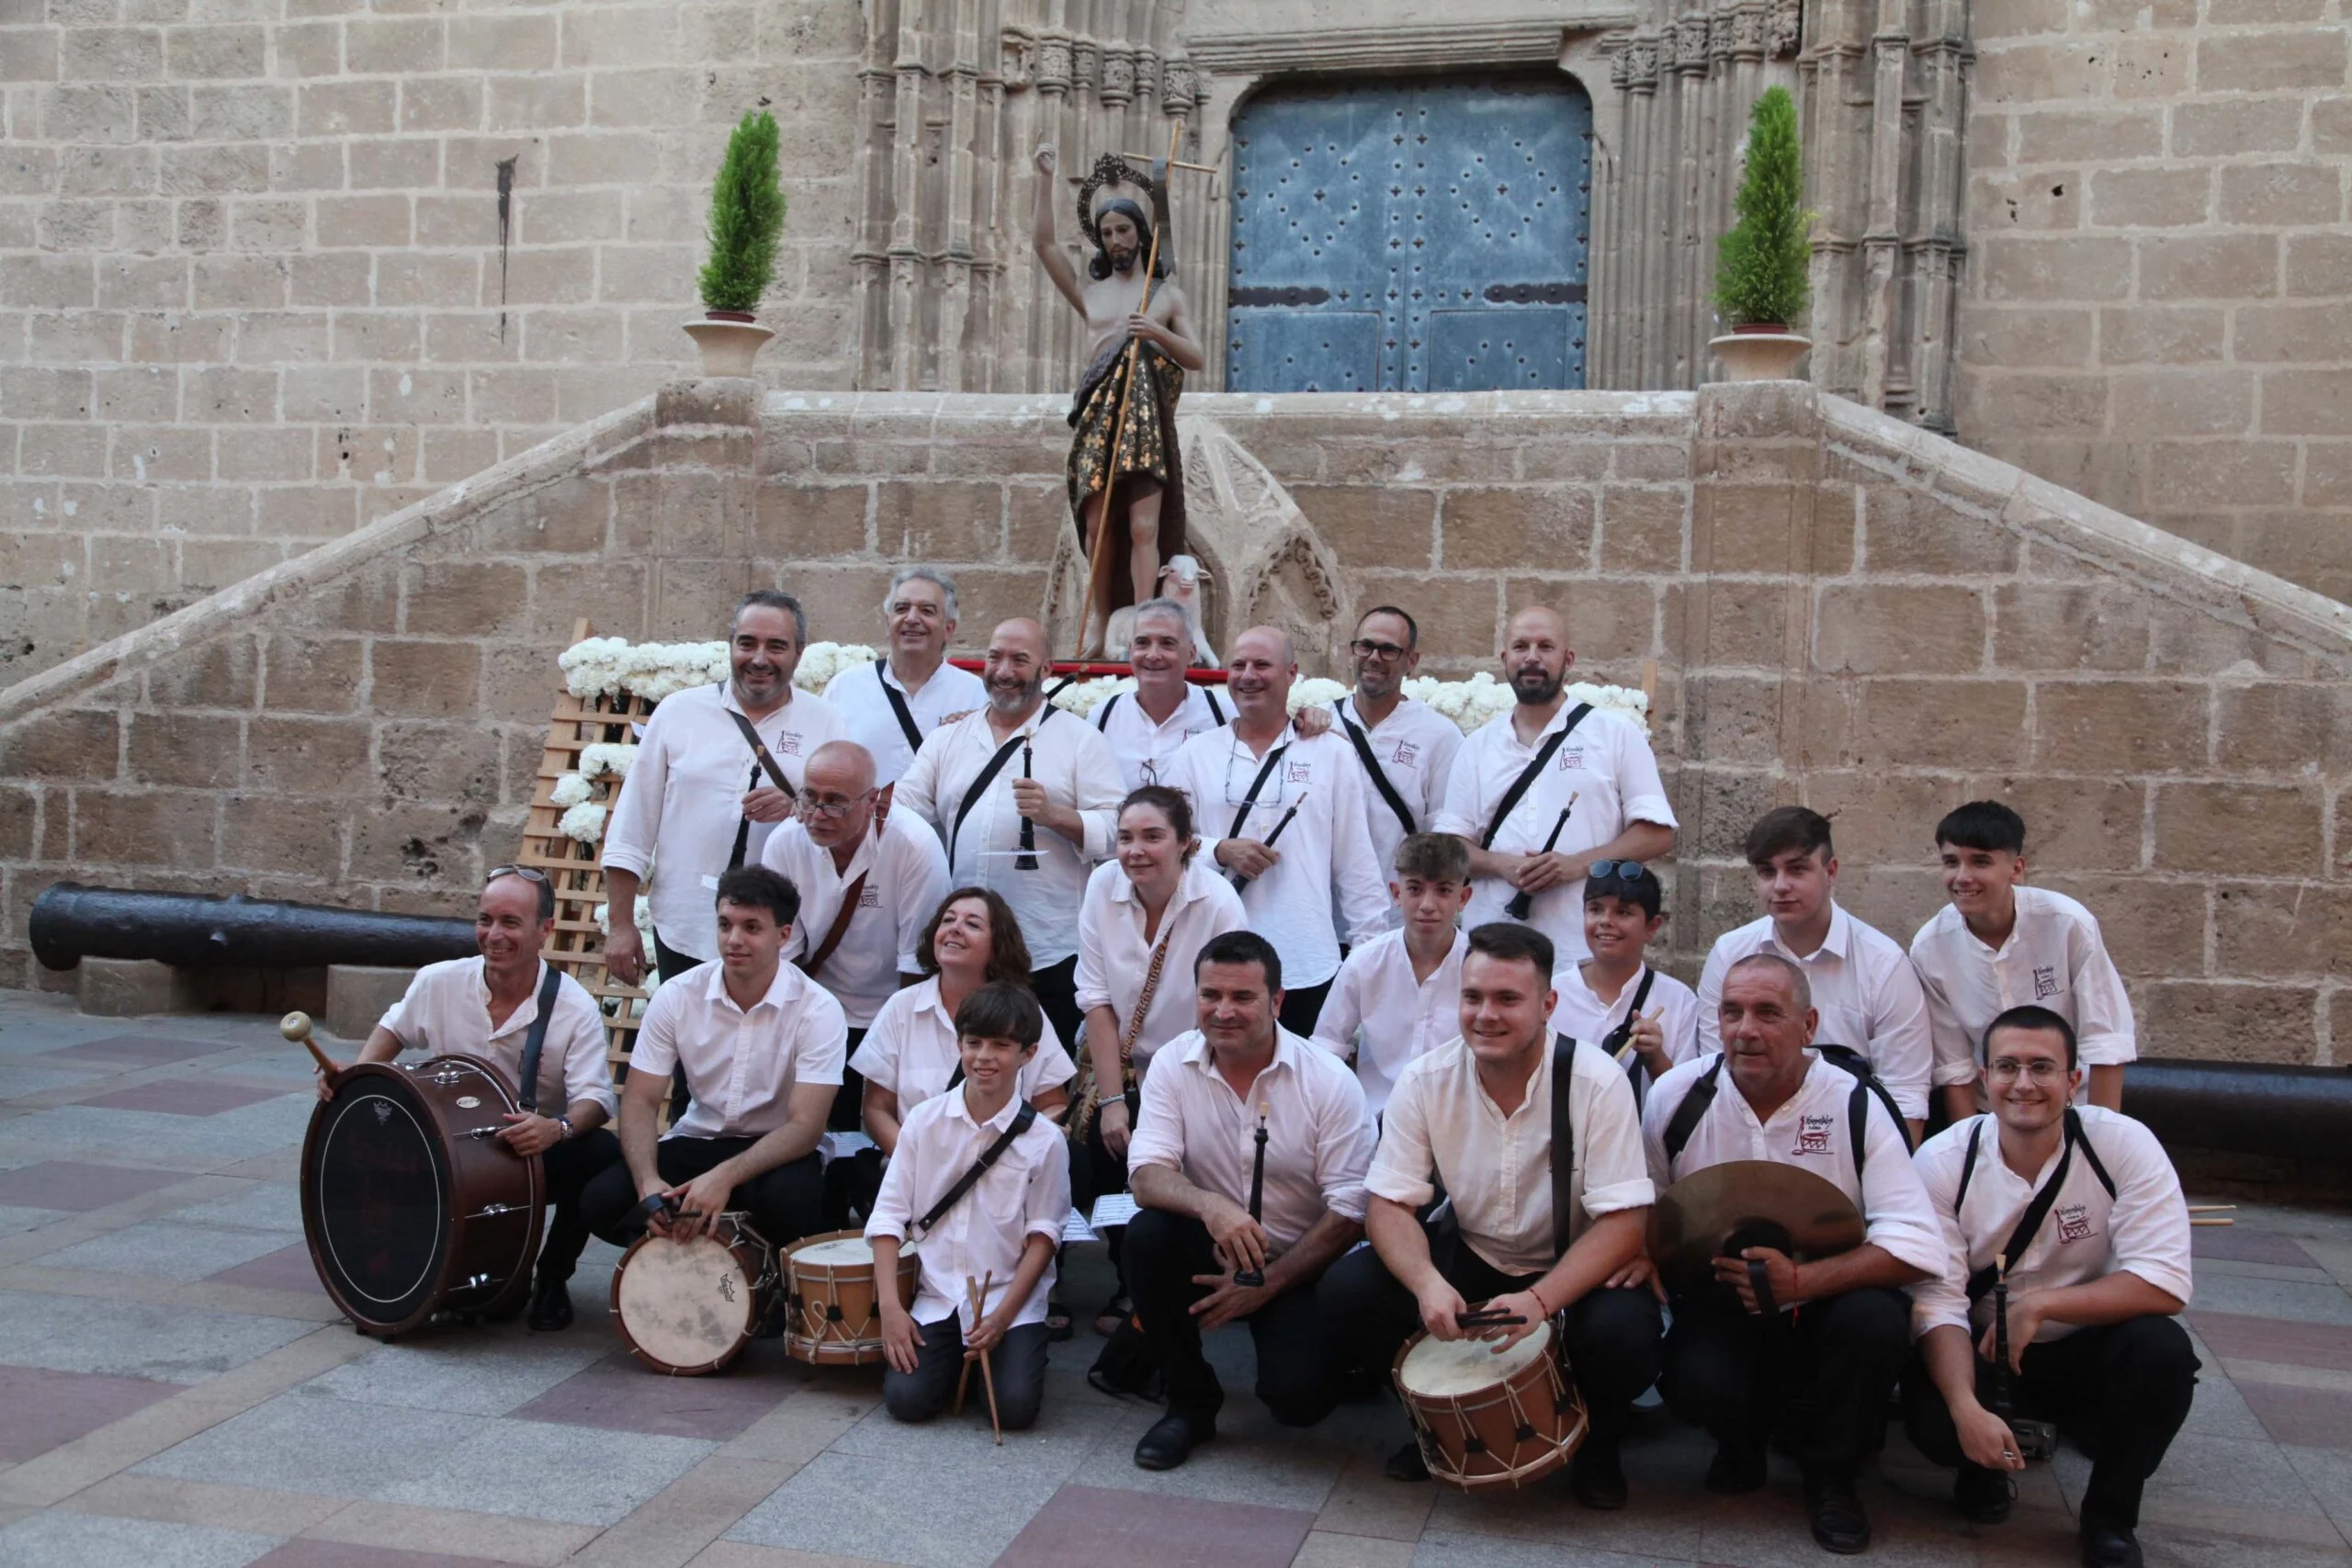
1032, 143, 1205, 657
1435, 605, 1675, 967
895, 617, 1125, 1045
1329, 606, 1463, 933
821, 568, 987, 791
603, 590, 842, 985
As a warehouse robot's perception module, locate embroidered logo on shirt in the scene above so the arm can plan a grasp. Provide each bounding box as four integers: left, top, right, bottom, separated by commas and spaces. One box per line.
1557, 748, 1585, 771
775, 733, 802, 756
1288, 761, 1312, 784
2032, 964, 2061, 1000
1392, 741, 1419, 766
858, 885, 881, 908
1793, 1113, 1834, 1156
2056, 1203, 2094, 1245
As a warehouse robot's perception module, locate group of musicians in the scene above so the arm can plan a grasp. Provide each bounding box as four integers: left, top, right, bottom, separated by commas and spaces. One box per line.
334, 572, 2194, 1568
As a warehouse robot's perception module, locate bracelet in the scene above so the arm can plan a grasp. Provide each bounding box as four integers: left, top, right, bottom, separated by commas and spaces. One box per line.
556, 1115, 573, 1140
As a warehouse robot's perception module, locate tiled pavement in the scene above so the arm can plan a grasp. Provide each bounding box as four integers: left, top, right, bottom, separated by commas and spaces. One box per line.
0, 991, 2346, 1568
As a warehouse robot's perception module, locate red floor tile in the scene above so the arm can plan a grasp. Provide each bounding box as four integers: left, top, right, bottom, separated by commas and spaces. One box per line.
2236, 1379, 2352, 1449
0, 1160, 194, 1212
2192, 1228, 2317, 1268
2192, 1311, 2352, 1372
41, 1035, 238, 1066
509, 1349, 786, 1441
992, 1484, 1317, 1568
0, 1363, 178, 1462
209, 1242, 328, 1297
81, 1078, 285, 1116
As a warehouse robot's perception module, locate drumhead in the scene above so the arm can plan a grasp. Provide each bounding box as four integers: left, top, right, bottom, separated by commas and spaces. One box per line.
616, 1233, 757, 1371
792, 1235, 876, 1268
310, 1078, 447, 1322
1398, 1320, 1554, 1397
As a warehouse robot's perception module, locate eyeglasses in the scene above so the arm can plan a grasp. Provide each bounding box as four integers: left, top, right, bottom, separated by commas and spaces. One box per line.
1589, 860, 1648, 881
486, 864, 549, 885
1986, 1057, 2068, 1084
798, 791, 875, 820
1350, 638, 1410, 661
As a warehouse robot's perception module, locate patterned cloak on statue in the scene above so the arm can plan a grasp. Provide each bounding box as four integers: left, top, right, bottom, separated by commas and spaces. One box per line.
1066, 333, 1188, 618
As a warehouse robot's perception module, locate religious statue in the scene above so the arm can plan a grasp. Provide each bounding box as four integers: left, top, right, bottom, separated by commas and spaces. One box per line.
1032, 143, 1207, 659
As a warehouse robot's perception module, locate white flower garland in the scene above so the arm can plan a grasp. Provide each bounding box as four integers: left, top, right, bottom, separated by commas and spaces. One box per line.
557, 802, 607, 843
549, 773, 593, 808
580, 742, 636, 778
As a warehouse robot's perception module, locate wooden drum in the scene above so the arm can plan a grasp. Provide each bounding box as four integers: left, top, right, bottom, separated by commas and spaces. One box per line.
300, 1055, 543, 1339
780, 1230, 917, 1366
1392, 1321, 1588, 1491
611, 1213, 775, 1376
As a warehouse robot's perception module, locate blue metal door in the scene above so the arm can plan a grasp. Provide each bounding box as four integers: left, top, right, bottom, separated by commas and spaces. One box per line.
1227, 75, 1592, 393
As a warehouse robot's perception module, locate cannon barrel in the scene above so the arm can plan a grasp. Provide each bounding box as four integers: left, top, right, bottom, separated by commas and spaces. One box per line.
2123, 1058, 2352, 1171
30, 882, 478, 973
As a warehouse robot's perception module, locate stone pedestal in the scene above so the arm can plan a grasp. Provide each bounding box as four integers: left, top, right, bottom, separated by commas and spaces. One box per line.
77, 958, 201, 1017
324, 964, 418, 1042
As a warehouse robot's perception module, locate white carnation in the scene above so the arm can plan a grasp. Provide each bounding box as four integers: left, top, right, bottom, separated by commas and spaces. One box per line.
558, 802, 607, 844
1288, 677, 1349, 714
549, 773, 592, 808
593, 895, 651, 935
1049, 675, 1134, 719
579, 742, 636, 779
794, 641, 880, 693
1399, 672, 1645, 737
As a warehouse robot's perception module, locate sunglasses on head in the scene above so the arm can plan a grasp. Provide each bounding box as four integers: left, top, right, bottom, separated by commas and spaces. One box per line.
1588, 860, 1648, 881
486, 864, 550, 885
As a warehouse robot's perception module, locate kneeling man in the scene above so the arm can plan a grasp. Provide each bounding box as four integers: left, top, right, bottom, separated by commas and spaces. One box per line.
1320, 922, 1659, 1507
1125, 930, 1374, 1470
1905, 1005, 2195, 1568
1643, 953, 1945, 1554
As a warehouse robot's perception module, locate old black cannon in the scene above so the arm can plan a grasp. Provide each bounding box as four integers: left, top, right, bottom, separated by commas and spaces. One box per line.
30, 882, 478, 973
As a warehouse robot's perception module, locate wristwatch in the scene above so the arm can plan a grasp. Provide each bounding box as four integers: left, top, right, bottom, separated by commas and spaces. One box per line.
556, 1115, 574, 1140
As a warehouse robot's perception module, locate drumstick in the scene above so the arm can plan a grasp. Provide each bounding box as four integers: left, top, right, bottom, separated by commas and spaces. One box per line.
2191, 1217, 2235, 1227
281, 1011, 345, 1080
2187, 1204, 2236, 1213
967, 1271, 1002, 1444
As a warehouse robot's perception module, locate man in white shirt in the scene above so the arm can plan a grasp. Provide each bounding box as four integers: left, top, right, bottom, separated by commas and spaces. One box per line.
822, 567, 988, 790
869, 982, 1071, 1431
1320, 922, 1659, 1507
1436, 604, 1675, 966
894, 617, 1125, 1047
337, 866, 620, 1333
1910, 800, 2136, 1122
1548, 860, 1701, 1103
603, 589, 843, 984
1696, 807, 1934, 1142
1642, 953, 1945, 1556
1092, 597, 1231, 792
1311, 832, 1473, 1119
1905, 1006, 2194, 1568
580, 866, 845, 1267
1329, 606, 1464, 932
1125, 931, 1375, 1471
1163, 626, 1391, 1036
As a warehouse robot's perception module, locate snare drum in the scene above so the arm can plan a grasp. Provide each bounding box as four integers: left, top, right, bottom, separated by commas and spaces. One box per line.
780, 1230, 918, 1366
1392, 1320, 1588, 1491
611, 1213, 775, 1376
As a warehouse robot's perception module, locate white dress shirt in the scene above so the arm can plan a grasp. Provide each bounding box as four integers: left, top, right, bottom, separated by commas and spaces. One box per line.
630, 961, 846, 1140
847, 976, 1079, 1114
377, 957, 616, 1117
1129, 1027, 1375, 1249
1549, 962, 1703, 1085
1908, 1106, 2191, 1343
601, 682, 844, 963
894, 703, 1125, 968
1367, 1036, 1655, 1277
1433, 703, 1676, 965
1910, 887, 2138, 1089
1093, 682, 1231, 793
1696, 903, 1936, 1121
823, 657, 988, 789
1642, 1053, 1947, 1279
1310, 928, 1465, 1118
1165, 724, 1391, 991
1332, 694, 1464, 928
865, 1086, 1071, 1331
759, 808, 950, 1029
1073, 857, 1249, 1070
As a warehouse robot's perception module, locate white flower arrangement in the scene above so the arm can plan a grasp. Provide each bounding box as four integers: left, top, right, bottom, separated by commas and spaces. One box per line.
1289, 676, 1350, 713
549, 773, 593, 808
795, 641, 880, 692
593, 896, 652, 934
557, 802, 607, 843
1046, 675, 1134, 719
579, 742, 636, 779
560, 637, 729, 705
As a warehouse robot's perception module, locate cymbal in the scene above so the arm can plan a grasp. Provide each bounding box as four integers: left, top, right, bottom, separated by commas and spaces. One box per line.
1649, 1161, 1865, 1297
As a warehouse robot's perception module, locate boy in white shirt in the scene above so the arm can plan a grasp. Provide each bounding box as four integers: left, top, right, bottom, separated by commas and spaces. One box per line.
1548, 859, 1700, 1101
869, 982, 1070, 1431
1311, 832, 1473, 1119
1910, 801, 2136, 1122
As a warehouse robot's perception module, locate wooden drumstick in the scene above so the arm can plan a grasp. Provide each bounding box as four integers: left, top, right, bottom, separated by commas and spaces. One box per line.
282, 1010, 345, 1081
967, 1271, 1001, 1444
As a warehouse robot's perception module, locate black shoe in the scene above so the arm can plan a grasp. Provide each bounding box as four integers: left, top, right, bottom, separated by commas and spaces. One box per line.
1383, 1438, 1430, 1483
526, 1277, 572, 1332
1805, 1478, 1872, 1555
2080, 1517, 2143, 1568
1568, 1439, 1628, 1510
1704, 1437, 1767, 1495
1954, 1463, 2013, 1524
1135, 1410, 1215, 1471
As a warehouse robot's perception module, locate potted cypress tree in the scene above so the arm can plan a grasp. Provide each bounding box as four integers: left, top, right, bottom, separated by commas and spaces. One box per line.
684, 110, 786, 377
1710, 86, 1815, 382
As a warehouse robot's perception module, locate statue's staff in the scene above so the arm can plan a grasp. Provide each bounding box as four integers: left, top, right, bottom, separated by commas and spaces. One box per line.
1071, 116, 1186, 661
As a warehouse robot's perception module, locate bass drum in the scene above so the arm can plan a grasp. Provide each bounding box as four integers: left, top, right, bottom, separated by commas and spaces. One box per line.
300, 1055, 543, 1338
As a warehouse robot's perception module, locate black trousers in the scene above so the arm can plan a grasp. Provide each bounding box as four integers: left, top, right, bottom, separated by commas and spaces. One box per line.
1317, 1227, 1664, 1449
1903, 1314, 2197, 1529
1662, 1284, 1912, 1484
883, 1315, 1053, 1431
1279, 979, 1331, 1040
534, 1127, 624, 1283
580, 1135, 826, 1256
1126, 1206, 1346, 1425
1030, 953, 1085, 1058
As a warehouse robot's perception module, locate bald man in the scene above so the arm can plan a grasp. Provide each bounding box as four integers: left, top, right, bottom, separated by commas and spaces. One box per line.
895, 618, 1125, 1044
1434, 604, 1677, 968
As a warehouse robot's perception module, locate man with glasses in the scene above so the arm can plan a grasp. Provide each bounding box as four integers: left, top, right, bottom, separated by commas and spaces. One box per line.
822, 568, 987, 789
1435, 604, 1676, 968
604, 590, 843, 987
332, 866, 621, 1332
1331, 607, 1462, 933
1905, 1006, 2194, 1568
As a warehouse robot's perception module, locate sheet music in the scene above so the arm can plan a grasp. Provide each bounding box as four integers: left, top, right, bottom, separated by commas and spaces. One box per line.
1088, 1192, 1139, 1230
1060, 1207, 1095, 1245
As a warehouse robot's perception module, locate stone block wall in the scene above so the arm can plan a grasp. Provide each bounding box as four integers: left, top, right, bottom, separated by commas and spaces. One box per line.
1, 378, 2342, 1066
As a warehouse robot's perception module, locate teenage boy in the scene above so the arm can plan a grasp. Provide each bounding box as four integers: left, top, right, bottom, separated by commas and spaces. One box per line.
1548, 859, 1700, 1100
1905, 1006, 2195, 1568
1311, 833, 1475, 1119
1697, 807, 1933, 1143
869, 981, 1071, 1431
1910, 801, 2136, 1121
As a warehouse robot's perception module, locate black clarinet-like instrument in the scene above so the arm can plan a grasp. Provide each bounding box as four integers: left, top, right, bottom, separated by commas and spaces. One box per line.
1503, 790, 1579, 919
1992, 1257, 2056, 1461
1234, 1102, 1270, 1287
1230, 789, 1309, 891
1014, 739, 1039, 870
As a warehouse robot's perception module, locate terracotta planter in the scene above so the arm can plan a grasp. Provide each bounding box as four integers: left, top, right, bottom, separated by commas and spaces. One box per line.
682, 315, 774, 377
1710, 327, 1811, 383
